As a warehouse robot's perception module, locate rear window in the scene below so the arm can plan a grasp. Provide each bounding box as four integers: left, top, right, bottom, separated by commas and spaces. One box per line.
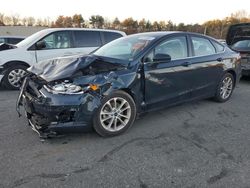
191, 36, 216, 56
232, 40, 250, 49
102, 32, 123, 44
74, 31, 101, 47
212, 41, 225, 52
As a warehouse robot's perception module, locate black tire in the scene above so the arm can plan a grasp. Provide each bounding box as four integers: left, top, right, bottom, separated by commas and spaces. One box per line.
214, 73, 235, 103
93, 90, 136, 137
2, 65, 28, 90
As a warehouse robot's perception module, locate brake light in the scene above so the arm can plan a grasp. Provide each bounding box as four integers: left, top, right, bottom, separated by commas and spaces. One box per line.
240, 53, 247, 57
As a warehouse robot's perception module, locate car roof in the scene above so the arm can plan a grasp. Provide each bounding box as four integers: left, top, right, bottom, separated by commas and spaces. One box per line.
40, 28, 126, 36
131, 31, 180, 37
128, 31, 212, 40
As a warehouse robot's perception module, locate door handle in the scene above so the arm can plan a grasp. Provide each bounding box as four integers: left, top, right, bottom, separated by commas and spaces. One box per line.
217, 57, 223, 62
182, 62, 192, 67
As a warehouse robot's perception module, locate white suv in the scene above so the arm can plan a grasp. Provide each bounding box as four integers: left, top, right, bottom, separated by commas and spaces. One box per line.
0, 28, 126, 89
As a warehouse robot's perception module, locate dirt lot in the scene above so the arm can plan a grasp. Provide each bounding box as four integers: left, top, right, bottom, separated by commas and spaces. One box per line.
1, 79, 250, 188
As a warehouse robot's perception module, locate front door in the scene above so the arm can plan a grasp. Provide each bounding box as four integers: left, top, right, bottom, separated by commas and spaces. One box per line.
143, 35, 193, 109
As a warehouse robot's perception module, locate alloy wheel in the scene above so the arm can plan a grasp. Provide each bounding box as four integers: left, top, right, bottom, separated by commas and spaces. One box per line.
220, 76, 233, 100
100, 97, 131, 132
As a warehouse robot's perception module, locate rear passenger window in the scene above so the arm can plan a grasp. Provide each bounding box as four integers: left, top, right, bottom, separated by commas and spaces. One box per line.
103, 32, 123, 44
191, 37, 216, 56
212, 41, 224, 52
74, 31, 101, 47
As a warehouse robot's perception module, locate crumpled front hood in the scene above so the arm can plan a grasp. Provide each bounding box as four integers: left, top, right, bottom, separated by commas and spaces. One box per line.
28, 54, 127, 82
27, 55, 87, 82
226, 23, 250, 45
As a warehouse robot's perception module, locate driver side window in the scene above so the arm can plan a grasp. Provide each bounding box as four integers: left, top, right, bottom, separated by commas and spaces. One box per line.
144, 36, 188, 62
38, 31, 72, 50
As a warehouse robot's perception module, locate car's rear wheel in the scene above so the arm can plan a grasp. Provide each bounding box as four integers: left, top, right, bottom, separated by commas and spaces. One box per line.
2, 65, 28, 90
214, 73, 234, 102
93, 90, 136, 137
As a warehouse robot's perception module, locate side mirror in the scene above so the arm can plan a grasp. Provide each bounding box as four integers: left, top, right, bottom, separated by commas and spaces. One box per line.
153, 53, 171, 63
36, 40, 46, 50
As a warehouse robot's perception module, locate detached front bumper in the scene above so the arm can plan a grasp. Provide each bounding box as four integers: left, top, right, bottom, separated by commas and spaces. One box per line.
17, 78, 101, 137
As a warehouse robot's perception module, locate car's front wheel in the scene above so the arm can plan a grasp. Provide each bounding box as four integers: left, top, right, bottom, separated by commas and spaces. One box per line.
93, 90, 136, 137
214, 72, 234, 102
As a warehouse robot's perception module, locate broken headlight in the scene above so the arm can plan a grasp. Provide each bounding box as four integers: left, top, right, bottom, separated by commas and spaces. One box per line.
45, 83, 83, 94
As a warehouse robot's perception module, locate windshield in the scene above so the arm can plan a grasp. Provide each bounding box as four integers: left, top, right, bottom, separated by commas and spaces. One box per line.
93, 35, 155, 61
16, 29, 48, 48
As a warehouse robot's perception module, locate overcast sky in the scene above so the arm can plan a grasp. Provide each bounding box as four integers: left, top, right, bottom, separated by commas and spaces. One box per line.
1, 0, 250, 24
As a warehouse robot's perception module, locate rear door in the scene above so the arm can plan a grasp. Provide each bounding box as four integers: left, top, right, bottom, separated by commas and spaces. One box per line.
187, 35, 225, 98
72, 30, 102, 55
35, 31, 74, 62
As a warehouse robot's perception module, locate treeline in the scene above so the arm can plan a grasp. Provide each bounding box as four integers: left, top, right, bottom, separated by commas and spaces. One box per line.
0, 10, 250, 39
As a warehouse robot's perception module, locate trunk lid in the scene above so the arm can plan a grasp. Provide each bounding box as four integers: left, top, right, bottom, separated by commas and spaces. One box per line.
226, 23, 250, 46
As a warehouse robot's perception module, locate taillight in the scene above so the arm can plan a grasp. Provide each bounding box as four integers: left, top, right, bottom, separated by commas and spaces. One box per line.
240, 53, 247, 57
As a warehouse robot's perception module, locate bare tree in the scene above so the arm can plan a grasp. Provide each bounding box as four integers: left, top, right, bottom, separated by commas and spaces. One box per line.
3, 16, 12, 25
113, 17, 121, 29
11, 14, 20, 25
43, 17, 51, 27
0, 13, 4, 25
27, 17, 35, 26
231, 10, 249, 21
36, 18, 43, 26
21, 17, 28, 26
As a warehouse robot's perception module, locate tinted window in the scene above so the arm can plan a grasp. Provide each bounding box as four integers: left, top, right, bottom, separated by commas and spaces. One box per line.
212, 41, 225, 52
145, 36, 188, 62
0, 38, 5, 43
40, 31, 72, 49
74, 31, 101, 47
103, 32, 123, 44
191, 37, 216, 56
7, 38, 24, 44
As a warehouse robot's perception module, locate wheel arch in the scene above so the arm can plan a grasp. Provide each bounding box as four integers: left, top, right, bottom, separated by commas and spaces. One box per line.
119, 88, 136, 103
3, 61, 30, 69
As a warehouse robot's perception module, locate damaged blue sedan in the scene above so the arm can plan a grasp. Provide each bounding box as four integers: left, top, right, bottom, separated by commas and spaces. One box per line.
17, 32, 241, 138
